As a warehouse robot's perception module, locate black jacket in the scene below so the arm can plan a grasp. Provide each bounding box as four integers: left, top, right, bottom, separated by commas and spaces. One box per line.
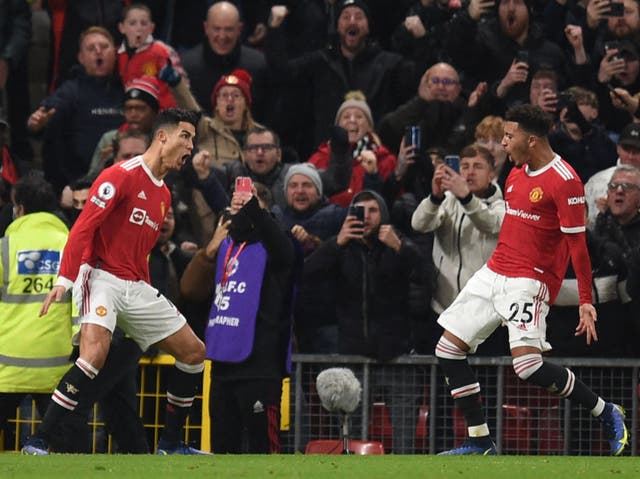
265, 28, 417, 150
41, 68, 124, 193
181, 197, 297, 380
304, 191, 422, 360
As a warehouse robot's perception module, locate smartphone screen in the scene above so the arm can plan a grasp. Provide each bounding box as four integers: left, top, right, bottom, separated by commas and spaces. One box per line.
235, 176, 253, 194
444, 155, 460, 173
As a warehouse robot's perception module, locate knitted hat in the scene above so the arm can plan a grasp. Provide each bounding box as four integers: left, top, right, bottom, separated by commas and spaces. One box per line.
336, 0, 371, 23
334, 90, 373, 127
125, 76, 161, 112
284, 163, 323, 197
211, 69, 253, 108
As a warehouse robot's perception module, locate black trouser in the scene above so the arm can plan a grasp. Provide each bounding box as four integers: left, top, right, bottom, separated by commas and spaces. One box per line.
210, 377, 282, 454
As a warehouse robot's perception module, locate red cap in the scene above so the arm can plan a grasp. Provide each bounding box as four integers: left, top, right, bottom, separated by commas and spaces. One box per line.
211, 69, 252, 108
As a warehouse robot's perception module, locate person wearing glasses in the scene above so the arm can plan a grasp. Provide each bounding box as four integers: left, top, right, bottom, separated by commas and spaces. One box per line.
584, 122, 640, 227
593, 164, 640, 250
378, 62, 484, 156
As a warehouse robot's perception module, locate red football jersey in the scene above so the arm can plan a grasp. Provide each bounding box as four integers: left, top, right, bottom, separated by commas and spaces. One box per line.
488, 155, 592, 303
59, 156, 170, 284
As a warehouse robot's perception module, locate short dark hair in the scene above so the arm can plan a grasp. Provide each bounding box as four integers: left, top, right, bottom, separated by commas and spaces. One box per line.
244, 126, 280, 148
505, 104, 552, 137
69, 177, 93, 192
150, 108, 199, 139
122, 2, 152, 22
460, 144, 495, 169
13, 175, 58, 215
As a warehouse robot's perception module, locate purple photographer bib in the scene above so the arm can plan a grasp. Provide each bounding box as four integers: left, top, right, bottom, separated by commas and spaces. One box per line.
206, 238, 267, 362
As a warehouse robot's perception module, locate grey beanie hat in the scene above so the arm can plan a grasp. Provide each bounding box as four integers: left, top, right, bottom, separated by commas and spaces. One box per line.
284, 163, 323, 196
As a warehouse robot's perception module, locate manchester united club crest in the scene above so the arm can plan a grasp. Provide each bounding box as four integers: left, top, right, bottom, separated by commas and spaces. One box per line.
161, 201, 166, 218
529, 186, 544, 203
142, 62, 158, 76
96, 306, 108, 317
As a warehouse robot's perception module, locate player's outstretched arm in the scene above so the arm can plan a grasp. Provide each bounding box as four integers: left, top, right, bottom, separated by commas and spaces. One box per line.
575, 303, 598, 345
40, 285, 67, 317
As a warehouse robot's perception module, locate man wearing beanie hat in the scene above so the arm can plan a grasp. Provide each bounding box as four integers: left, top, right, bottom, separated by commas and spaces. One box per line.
447, 0, 569, 110
89, 76, 161, 177
272, 164, 347, 355
265, 4, 415, 159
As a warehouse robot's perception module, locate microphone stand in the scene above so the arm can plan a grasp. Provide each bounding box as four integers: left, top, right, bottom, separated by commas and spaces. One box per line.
341, 412, 353, 454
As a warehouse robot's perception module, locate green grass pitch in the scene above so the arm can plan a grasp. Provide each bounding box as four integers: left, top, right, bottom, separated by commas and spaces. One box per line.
2, 454, 640, 479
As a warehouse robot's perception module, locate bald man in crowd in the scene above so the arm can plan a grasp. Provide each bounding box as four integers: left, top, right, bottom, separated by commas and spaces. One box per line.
181, 1, 267, 120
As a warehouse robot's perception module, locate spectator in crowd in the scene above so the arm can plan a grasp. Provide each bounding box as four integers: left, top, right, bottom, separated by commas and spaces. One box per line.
474, 115, 511, 190
63, 176, 93, 225
309, 91, 397, 208
89, 76, 160, 177
377, 62, 483, 155
446, 0, 570, 111
116, 3, 186, 110
45, 0, 126, 88
181, 1, 267, 120
411, 144, 506, 353
595, 40, 640, 132
181, 182, 297, 453
0, 176, 72, 447
584, 122, 640, 227
266, 1, 416, 159
593, 164, 640, 252
305, 189, 423, 453
0, 0, 32, 166
548, 86, 617, 182
547, 208, 633, 357
390, 0, 456, 76
164, 67, 261, 167
272, 163, 347, 353
27, 26, 124, 195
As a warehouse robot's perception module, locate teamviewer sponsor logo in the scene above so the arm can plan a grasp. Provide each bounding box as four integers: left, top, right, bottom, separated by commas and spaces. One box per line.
567, 196, 585, 205
17, 250, 61, 275
129, 207, 147, 225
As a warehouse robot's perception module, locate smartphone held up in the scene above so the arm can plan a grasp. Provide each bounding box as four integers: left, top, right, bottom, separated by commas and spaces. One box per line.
235, 176, 253, 194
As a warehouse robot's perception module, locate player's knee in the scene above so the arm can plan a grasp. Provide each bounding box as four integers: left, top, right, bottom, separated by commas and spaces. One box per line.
512, 353, 543, 381
435, 335, 467, 360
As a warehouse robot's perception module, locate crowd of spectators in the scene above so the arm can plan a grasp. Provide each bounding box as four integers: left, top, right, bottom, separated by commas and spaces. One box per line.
2, 0, 640, 454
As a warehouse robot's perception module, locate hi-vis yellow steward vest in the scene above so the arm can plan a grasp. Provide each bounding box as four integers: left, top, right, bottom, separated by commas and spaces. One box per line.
0, 212, 73, 393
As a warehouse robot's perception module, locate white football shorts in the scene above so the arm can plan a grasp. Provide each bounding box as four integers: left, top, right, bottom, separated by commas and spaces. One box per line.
437, 265, 552, 353
72, 264, 186, 351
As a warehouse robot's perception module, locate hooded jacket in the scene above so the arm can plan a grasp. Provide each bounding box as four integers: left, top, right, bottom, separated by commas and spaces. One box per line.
411, 184, 505, 314
304, 190, 422, 360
